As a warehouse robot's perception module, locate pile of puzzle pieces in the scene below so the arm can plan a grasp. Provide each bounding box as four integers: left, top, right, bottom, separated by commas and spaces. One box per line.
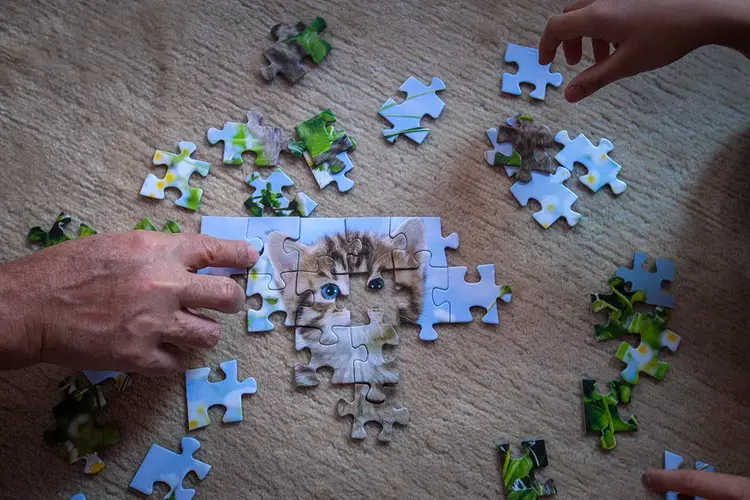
486, 113, 626, 229
199, 215, 512, 441
583, 252, 679, 451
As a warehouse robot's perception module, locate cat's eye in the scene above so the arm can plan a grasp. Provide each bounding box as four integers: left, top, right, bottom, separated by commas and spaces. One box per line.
321, 283, 340, 300
367, 277, 385, 290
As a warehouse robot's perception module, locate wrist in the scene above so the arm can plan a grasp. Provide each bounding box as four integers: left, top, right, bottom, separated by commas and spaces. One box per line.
0, 260, 43, 369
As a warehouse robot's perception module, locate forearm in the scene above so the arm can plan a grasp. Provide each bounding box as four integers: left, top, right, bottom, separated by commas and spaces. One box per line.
0, 261, 42, 370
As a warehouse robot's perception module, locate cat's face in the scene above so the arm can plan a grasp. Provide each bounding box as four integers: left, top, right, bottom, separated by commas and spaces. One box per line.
265, 218, 426, 334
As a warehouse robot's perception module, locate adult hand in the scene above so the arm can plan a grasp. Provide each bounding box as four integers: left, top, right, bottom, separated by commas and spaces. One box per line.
538, 0, 750, 102
0, 232, 257, 375
644, 469, 750, 499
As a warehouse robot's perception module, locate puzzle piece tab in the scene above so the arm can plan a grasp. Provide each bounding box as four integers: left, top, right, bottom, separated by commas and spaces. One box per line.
615, 252, 674, 308
83, 370, 133, 392
502, 43, 563, 100
485, 114, 557, 182
554, 130, 626, 195
497, 440, 557, 499
245, 168, 317, 217
43, 378, 120, 474
140, 141, 211, 211
336, 384, 409, 442
582, 378, 638, 451
185, 359, 257, 430
507, 166, 582, 228
664, 451, 715, 500
130, 437, 211, 500
288, 109, 356, 192
207, 111, 286, 166
28, 212, 96, 248
378, 76, 446, 144
246, 272, 299, 332
433, 264, 512, 324
261, 16, 331, 83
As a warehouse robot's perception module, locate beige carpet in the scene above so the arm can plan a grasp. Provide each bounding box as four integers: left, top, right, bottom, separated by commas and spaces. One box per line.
2, 0, 750, 498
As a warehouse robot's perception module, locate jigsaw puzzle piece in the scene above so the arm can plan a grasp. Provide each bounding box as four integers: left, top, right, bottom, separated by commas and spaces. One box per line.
664, 451, 715, 500
554, 130, 626, 194
140, 141, 211, 211
485, 114, 557, 182
310, 152, 355, 192
197, 216, 250, 276
336, 384, 409, 442
582, 378, 638, 451
497, 440, 557, 498
433, 264, 512, 324
590, 277, 647, 341
343, 217, 396, 273
244, 168, 317, 217
185, 359, 257, 430
389, 217, 458, 268
397, 251, 450, 341
378, 76, 446, 144
130, 437, 211, 500
615, 323, 680, 384
133, 217, 181, 233
279, 217, 347, 273
261, 17, 331, 83
71, 495, 86, 500
346, 310, 400, 390
83, 370, 133, 392
28, 212, 97, 248
502, 43, 563, 100
615, 252, 674, 308
246, 273, 297, 332
295, 324, 365, 386
507, 166, 582, 228
207, 111, 286, 166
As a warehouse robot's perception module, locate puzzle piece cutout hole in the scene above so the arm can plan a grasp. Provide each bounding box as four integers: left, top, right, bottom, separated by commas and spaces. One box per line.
620, 255, 672, 293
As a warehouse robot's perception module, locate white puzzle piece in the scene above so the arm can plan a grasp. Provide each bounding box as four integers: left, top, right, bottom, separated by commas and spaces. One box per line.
502, 43, 563, 100
555, 130, 626, 194
506, 166, 582, 228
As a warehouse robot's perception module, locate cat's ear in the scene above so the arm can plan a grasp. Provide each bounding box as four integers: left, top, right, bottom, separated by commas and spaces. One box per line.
266, 231, 307, 274
392, 218, 426, 256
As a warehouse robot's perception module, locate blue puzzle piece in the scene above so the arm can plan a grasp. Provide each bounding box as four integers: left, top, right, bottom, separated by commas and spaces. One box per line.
378, 76, 446, 144
397, 252, 450, 341
389, 216, 459, 268
433, 264, 512, 324
502, 43, 563, 100
555, 130, 626, 194
311, 152, 355, 192
71, 495, 86, 500
185, 359, 257, 430
664, 450, 715, 500
130, 437, 211, 500
616, 252, 675, 308
507, 166, 582, 228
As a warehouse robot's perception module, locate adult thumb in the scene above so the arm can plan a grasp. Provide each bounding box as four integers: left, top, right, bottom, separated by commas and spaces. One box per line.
644, 469, 750, 500
565, 48, 631, 103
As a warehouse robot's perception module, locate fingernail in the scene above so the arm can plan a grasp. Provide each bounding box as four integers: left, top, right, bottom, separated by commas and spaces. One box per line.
565, 84, 585, 103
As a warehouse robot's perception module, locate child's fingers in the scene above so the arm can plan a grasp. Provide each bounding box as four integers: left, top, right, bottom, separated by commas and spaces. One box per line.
563, 38, 583, 65
539, 7, 608, 64
564, 47, 630, 102
563, 0, 597, 14
592, 38, 611, 62
644, 470, 750, 499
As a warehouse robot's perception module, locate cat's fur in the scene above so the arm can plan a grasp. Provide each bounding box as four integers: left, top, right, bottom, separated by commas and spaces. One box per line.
265, 218, 426, 335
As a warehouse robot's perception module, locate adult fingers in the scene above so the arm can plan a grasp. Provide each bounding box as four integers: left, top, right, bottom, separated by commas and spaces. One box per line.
563, 38, 583, 65
539, 6, 606, 64
138, 344, 183, 376
178, 275, 246, 313
644, 470, 750, 499
592, 38, 610, 62
179, 235, 259, 271
564, 47, 631, 102
162, 310, 222, 349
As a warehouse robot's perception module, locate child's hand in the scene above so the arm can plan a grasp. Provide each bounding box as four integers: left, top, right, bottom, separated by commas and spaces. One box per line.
539, 0, 750, 102
644, 469, 750, 499
0, 232, 257, 375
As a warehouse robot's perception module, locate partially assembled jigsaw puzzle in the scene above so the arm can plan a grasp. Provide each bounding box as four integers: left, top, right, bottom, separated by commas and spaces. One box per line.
199, 215, 512, 440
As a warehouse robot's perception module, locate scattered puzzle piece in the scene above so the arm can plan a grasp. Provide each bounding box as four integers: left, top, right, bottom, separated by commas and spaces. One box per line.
506, 166, 581, 228
554, 130, 626, 195
43, 378, 120, 474
83, 370, 133, 392
288, 109, 356, 192
130, 437, 211, 500
185, 359, 257, 431
485, 114, 557, 182
591, 277, 680, 384
28, 212, 96, 248
615, 251, 674, 308
582, 378, 637, 451
502, 43, 563, 100
433, 264, 512, 324
244, 168, 317, 217
336, 384, 409, 442
140, 141, 211, 211
71, 495, 86, 500
378, 76, 446, 144
664, 451, 715, 500
497, 440, 557, 499
133, 217, 181, 233
261, 16, 331, 83
207, 111, 287, 166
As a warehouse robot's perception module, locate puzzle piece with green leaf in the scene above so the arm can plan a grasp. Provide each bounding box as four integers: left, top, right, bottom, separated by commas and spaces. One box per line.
28, 212, 96, 248
497, 439, 557, 499
133, 217, 181, 233
582, 378, 638, 451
